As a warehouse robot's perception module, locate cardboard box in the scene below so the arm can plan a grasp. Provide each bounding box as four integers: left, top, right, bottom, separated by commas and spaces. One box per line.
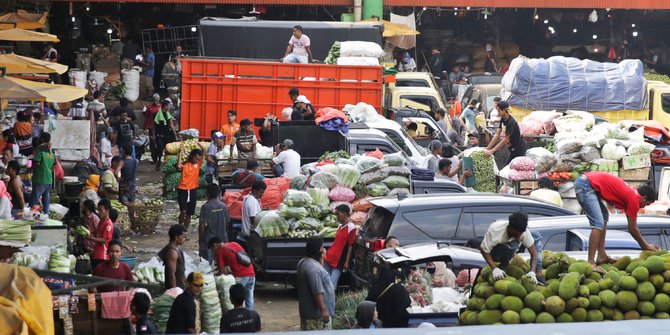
621, 154, 652, 170
619, 167, 651, 181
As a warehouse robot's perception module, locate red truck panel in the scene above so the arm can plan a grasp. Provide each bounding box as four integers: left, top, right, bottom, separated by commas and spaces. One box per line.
180, 58, 383, 133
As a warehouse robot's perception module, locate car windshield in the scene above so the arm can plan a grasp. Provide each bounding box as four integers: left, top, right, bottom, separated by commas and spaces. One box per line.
401, 128, 429, 155
363, 205, 396, 238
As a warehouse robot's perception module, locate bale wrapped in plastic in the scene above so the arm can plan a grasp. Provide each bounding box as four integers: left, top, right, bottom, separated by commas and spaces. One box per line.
356, 156, 384, 174
336, 164, 361, 188
387, 166, 411, 177
297, 217, 323, 231
290, 175, 308, 190
309, 171, 339, 190
328, 185, 356, 202
359, 167, 390, 185
256, 210, 290, 237
278, 204, 309, 220
383, 152, 407, 167
509, 157, 536, 172
381, 176, 410, 189
307, 183, 330, 207
284, 189, 314, 207
367, 182, 390, 197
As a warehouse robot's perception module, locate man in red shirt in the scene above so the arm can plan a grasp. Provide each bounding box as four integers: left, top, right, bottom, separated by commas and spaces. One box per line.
143, 94, 162, 164
323, 204, 358, 288
87, 199, 115, 270
209, 237, 256, 310
575, 172, 658, 271
92, 240, 133, 292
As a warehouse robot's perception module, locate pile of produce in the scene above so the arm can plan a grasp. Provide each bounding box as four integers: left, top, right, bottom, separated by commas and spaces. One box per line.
132, 257, 165, 285
332, 289, 368, 329
153, 287, 183, 334
162, 157, 207, 200
467, 150, 497, 192
215, 274, 237, 312
645, 73, 670, 84
461, 250, 670, 325
48, 247, 76, 273
199, 274, 222, 333
0, 219, 32, 245
110, 200, 130, 234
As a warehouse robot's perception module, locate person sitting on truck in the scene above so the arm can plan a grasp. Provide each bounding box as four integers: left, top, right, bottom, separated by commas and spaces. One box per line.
485, 101, 527, 165
221, 110, 239, 146
282, 25, 314, 64
395, 50, 416, 72
230, 119, 257, 166
406, 122, 418, 138
291, 96, 309, 121
480, 211, 544, 285
206, 131, 226, 184
323, 205, 358, 288
92, 240, 134, 292
271, 139, 301, 178
530, 177, 563, 207
209, 237, 256, 310
232, 158, 265, 188
575, 172, 658, 272
288, 88, 316, 120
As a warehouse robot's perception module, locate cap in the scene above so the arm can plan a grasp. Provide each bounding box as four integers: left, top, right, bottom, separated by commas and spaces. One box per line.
467, 131, 479, 138
240, 118, 252, 126
213, 131, 225, 139
106, 127, 116, 133
295, 95, 310, 104
187, 272, 205, 286
497, 101, 510, 110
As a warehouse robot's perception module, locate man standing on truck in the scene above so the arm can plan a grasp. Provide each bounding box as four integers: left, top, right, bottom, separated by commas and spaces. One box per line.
297, 236, 335, 330
282, 25, 314, 64
575, 172, 658, 272
221, 110, 240, 146
480, 211, 544, 285
271, 139, 301, 178
230, 119, 258, 168
485, 101, 526, 164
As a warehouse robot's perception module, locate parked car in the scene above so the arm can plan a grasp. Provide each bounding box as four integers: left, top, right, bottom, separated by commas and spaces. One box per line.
566, 229, 642, 251
524, 214, 670, 252
352, 193, 574, 282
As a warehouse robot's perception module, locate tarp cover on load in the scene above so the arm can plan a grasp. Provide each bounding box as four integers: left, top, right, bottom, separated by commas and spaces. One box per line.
501, 56, 647, 112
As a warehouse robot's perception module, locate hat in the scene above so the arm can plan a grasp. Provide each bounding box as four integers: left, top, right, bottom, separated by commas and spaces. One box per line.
240, 118, 252, 126
164, 98, 173, 104
213, 131, 225, 139
187, 272, 205, 286
467, 131, 479, 138
106, 127, 116, 133
497, 101, 510, 110
295, 95, 310, 104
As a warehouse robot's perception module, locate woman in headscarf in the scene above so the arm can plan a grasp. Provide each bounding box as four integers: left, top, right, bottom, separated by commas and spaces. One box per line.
352, 301, 382, 329
0, 181, 13, 219
366, 263, 411, 328
14, 109, 34, 156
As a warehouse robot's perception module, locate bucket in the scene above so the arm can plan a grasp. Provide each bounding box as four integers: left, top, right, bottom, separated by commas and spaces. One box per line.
120, 256, 136, 269
69, 69, 87, 88
64, 181, 85, 197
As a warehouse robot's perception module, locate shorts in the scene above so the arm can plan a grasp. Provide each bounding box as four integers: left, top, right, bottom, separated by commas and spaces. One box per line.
177, 188, 197, 215
575, 175, 609, 229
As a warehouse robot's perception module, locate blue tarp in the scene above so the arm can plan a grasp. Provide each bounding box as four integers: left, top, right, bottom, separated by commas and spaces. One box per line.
501, 56, 647, 112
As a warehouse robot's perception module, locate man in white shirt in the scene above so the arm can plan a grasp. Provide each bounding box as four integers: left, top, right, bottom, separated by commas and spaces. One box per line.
282, 25, 314, 64
480, 211, 544, 284
271, 139, 301, 178
87, 91, 107, 123
101, 127, 118, 167
241, 181, 267, 239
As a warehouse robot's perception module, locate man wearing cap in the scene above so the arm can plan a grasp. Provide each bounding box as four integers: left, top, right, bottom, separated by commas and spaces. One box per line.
486, 101, 526, 165
271, 139, 301, 178
466, 131, 480, 148
291, 96, 307, 121
221, 110, 240, 146
230, 119, 257, 167
206, 132, 226, 184
289, 88, 316, 120
101, 127, 119, 167
165, 272, 205, 334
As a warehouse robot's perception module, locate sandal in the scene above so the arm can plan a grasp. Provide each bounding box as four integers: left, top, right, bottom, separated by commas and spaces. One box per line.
589, 263, 606, 274
596, 256, 619, 265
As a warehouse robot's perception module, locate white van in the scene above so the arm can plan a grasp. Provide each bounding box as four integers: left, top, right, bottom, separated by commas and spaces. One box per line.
364, 118, 428, 166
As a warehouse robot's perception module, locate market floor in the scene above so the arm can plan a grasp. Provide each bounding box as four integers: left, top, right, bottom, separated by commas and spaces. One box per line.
126, 158, 300, 332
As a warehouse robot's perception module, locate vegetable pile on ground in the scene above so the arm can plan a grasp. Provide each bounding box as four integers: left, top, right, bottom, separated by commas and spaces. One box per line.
461, 250, 670, 325
132, 257, 165, 285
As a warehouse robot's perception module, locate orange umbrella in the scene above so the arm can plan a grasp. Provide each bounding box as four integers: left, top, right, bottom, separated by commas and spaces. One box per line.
0, 76, 87, 102
0, 28, 58, 42
0, 10, 47, 30
0, 53, 68, 74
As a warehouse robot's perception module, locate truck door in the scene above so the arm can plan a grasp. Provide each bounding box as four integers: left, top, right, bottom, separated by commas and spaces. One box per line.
650, 86, 670, 127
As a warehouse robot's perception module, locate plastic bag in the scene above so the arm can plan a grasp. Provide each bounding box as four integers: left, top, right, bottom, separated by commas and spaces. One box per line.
519, 120, 544, 136
367, 182, 390, 197
579, 146, 601, 162
388, 188, 410, 197
509, 169, 536, 181
356, 156, 384, 173
359, 167, 390, 185
522, 111, 562, 135
364, 148, 384, 160
353, 198, 373, 212
307, 182, 330, 207
309, 171, 339, 189
328, 185, 356, 202
337, 164, 361, 188
628, 142, 655, 155
297, 217, 323, 231
383, 152, 406, 166
525, 147, 557, 173
601, 141, 626, 160
284, 190, 314, 207
290, 175, 308, 190
278, 204, 309, 220
557, 140, 583, 155
317, 163, 339, 175
509, 157, 536, 172
381, 176, 410, 189
256, 211, 289, 237
300, 162, 318, 176
387, 166, 411, 177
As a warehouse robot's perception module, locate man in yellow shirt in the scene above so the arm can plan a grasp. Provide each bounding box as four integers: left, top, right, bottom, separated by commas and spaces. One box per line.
529, 177, 563, 207
221, 110, 240, 146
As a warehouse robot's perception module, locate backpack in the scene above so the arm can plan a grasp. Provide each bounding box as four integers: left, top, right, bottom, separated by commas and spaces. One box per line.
223, 245, 251, 267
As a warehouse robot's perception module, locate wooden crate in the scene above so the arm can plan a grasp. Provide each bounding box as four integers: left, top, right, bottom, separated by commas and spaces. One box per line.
619, 167, 651, 182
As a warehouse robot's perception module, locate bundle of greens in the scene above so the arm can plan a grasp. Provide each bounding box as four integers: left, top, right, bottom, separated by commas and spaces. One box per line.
0, 220, 32, 245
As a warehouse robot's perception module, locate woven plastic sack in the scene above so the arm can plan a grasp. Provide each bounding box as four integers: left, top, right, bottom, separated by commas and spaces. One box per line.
297, 217, 323, 231
256, 211, 289, 237
367, 182, 390, 197
309, 171, 339, 189
359, 167, 390, 185
509, 157, 536, 172
356, 156, 383, 173
387, 166, 411, 177
383, 152, 406, 166
526, 147, 557, 173
336, 164, 361, 188
557, 140, 583, 155
628, 142, 655, 155
328, 185, 356, 202
290, 175, 308, 190
307, 183, 330, 207
317, 163, 339, 175
381, 176, 410, 189
278, 204, 309, 220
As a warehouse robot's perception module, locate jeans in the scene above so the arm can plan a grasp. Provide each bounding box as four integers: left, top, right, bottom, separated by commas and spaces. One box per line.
323, 262, 342, 289
30, 183, 52, 214
490, 230, 544, 273
575, 175, 608, 229
283, 54, 308, 64
119, 183, 136, 203
236, 276, 255, 310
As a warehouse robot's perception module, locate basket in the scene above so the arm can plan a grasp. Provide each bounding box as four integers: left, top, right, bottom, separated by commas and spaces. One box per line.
126, 203, 162, 234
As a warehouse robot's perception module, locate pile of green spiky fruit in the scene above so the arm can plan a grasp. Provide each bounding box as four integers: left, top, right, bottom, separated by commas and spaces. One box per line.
460, 250, 670, 325
645, 73, 670, 84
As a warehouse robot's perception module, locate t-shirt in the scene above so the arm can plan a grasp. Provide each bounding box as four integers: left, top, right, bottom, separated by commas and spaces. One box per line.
232, 170, 264, 188
220, 308, 261, 333
480, 220, 535, 254
324, 222, 357, 269
32, 146, 55, 185
153, 109, 174, 135
215, 242, 255, 277
289, 34, 311, 56
101, 137, 113, 166
113, 120, 134, 148
93, 218, 114, 260
272, 149, 301, 178
143, 104, 161, 130
425, 154, 440, 173
241, 194, 261, 237
178, 161, 202, 190
92, 261, 133, 292
447, 129, 463, 147
199, 199, 229, 257
437, 119, 449, 134
102, 170, 119, 200
585, 172, 641, 220
165, 289, 196, 334
530, 188, 564, 207
232, 130, 257, 154
207, 143, 223, 176
500, 115, 526, 152
136, 315, 158, 335
121, 156, 138, 189
461, 107, 477, 131
297, 257, 335, 320
221, 123, 240, 146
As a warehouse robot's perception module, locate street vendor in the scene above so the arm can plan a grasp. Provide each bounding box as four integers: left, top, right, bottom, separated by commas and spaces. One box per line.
575, 172, 658, 271
229, 119, 257, 167
92, 240, 133, 292
100, 156, 123, 200
485, 101, 527, 164
480, 211, 544, 284
5, 161, 24, 218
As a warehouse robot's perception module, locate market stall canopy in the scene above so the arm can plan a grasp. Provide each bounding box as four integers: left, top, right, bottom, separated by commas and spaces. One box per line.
0, 10, 47, 30
0, 28, 59, 42
0, 76, 87, 102
0, 53, 68, 74
363, 18, 419, 37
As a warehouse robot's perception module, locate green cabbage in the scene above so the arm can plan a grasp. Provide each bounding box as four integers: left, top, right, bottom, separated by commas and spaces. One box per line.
284, 190, 314, 207
381, 176, 410, 189
367, 183, 390, 197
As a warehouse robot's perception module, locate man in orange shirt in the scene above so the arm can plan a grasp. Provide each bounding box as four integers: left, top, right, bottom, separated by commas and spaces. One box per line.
221, 110, 240, 146
177, 148, 204, 231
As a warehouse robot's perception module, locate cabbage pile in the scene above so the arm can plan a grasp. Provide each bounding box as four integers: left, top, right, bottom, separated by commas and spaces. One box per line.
200, 274, 222, 333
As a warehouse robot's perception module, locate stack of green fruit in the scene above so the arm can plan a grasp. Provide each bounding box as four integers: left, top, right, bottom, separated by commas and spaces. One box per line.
460, 250, 670, 325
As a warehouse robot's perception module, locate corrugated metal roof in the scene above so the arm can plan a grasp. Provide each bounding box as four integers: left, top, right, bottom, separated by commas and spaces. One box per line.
384, 0, 670, 9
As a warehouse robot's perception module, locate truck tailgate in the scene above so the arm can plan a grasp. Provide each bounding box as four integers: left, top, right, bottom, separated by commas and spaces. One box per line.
249, 236, 334, 273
